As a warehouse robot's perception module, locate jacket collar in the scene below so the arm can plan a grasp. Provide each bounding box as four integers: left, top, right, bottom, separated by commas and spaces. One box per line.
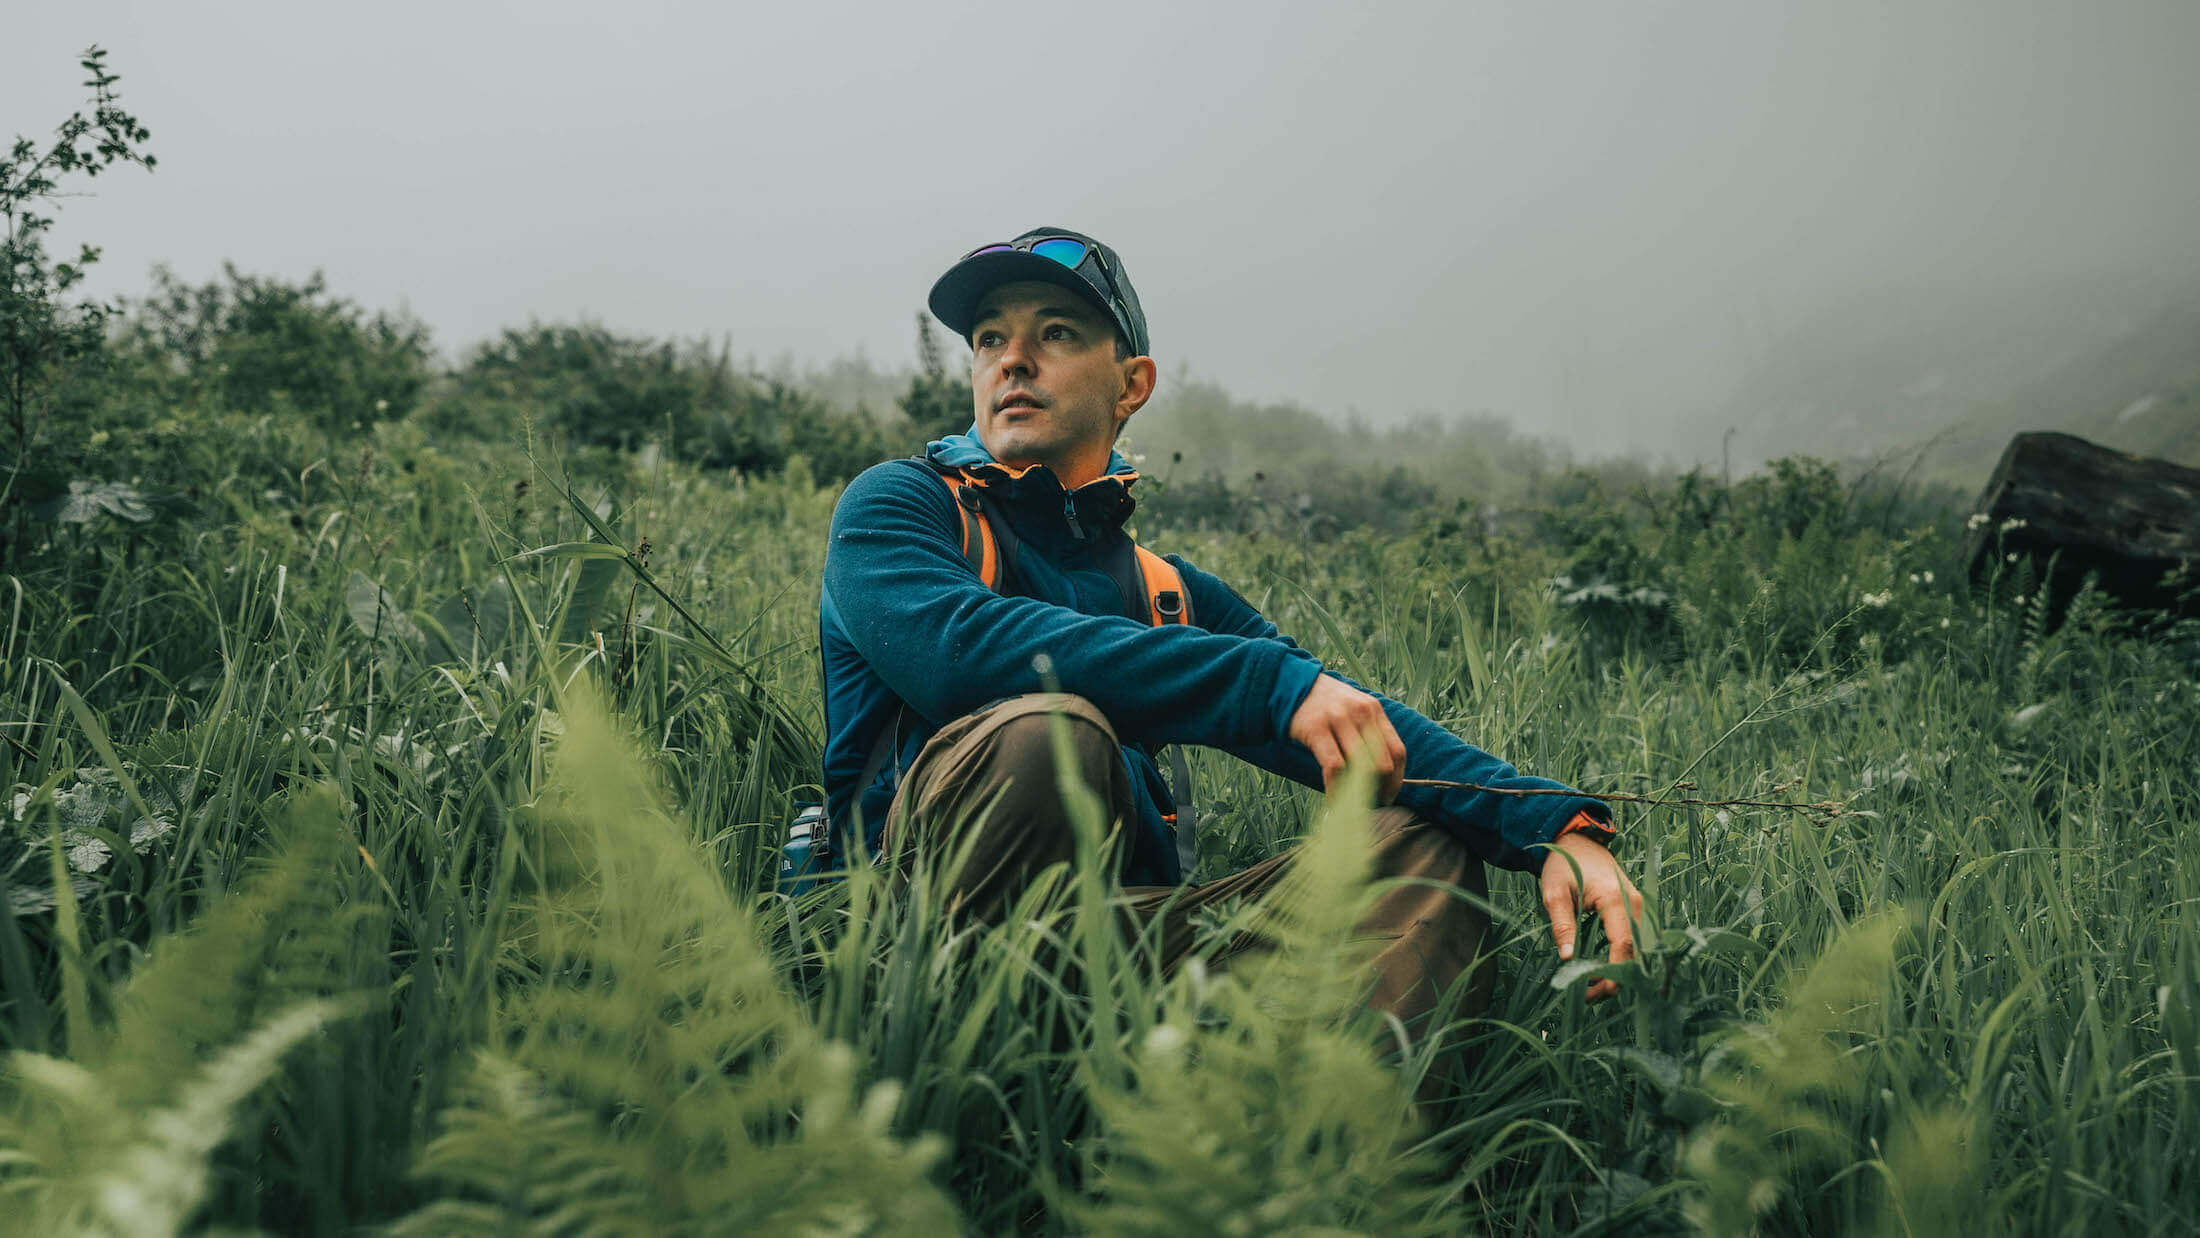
926, 429, 1140, 525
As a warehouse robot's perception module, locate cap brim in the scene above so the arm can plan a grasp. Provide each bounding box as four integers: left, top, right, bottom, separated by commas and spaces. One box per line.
927, 250, 1117, 341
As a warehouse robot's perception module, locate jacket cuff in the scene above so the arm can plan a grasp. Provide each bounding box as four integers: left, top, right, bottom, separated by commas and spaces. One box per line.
1554, 808, 1616, 847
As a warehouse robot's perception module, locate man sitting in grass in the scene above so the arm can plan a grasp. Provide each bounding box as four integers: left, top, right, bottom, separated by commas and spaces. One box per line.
818, 226, 1642, 1026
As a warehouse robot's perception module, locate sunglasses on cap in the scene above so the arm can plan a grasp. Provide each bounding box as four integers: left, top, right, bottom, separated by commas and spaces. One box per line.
962, 236, 1135, 346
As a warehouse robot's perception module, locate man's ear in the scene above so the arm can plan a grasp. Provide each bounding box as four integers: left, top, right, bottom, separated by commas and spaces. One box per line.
1116, 355, 1158, 424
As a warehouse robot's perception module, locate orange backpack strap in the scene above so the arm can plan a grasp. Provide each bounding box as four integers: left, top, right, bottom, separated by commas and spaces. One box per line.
933, 471, 1001, 590
1128, 543, 1200, 880
1133, 544, 1192, 626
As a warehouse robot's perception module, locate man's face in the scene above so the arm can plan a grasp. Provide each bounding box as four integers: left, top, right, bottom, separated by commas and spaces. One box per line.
969, 280, 1142, 479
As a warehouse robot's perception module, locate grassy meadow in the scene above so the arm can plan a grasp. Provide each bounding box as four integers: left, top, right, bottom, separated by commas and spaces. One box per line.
3, 391, 2197, 1237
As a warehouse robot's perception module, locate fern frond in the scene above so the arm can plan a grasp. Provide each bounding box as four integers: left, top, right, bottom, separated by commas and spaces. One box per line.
398, 683, 959, 1235
89, 783, 387, 1107
6, 999, 342, 1235
1069, 769, 1454, 1237
1679, 913, 1974, 1236
0, 786, 377, 1234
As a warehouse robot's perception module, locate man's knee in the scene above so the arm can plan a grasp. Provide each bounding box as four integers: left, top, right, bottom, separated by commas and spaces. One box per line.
892, 693, 1128, 848
887, 694, 1130, 916
1368, 808, 1488, 889
978, 693, 1123, 806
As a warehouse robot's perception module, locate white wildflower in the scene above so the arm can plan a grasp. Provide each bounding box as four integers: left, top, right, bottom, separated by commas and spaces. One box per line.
1967, 513, 1991, 530
1940, 617, 1951, 628
1923, 570, 1934, 584
2006, 552, 2019, 563
1142, 1023, 1188, 1061
1908, 573, 1921, 584
1860, 590, 1893, 608
1999, 517, 2028, 533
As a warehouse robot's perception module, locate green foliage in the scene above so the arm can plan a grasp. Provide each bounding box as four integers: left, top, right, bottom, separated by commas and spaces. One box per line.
395, 686, 956, 1236
0, 785, 372, 1232
112, 264, 435, 434
0, 252, 2196, 1232
1131, 379, 1560, 538
1070, 776, 1456, 1236
438, 322, 893, 481
0, 46, 154, 557
898, 313, 975, 446
447, 322, 747, 457
1681, 914, 1983, 1235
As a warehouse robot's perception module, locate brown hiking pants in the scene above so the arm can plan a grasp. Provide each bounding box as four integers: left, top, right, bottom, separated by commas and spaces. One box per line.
881, 693, 1495, 1028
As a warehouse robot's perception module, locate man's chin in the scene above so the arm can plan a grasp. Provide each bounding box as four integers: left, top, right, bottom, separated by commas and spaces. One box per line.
984, 430, 1052, 470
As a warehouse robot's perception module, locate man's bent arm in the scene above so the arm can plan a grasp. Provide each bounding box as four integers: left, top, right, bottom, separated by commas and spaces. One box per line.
824, 462, 1322, 750
1174, 556, 1613, 872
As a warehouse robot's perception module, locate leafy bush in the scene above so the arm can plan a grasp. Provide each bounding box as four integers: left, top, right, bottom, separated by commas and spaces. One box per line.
111, 264, 435, 434
897, 313, 973, 446
434, 321, 893, 481
1, 46, 155, 563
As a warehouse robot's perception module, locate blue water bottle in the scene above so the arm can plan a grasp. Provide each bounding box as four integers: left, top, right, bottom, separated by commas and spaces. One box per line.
777, 801, 830, 895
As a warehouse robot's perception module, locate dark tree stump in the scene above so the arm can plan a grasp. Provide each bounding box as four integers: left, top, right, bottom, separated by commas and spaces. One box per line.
1964, 431, 2200, 615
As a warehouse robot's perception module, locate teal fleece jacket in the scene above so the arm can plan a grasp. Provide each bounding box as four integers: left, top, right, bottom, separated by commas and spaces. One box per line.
818, 432, 1613, 882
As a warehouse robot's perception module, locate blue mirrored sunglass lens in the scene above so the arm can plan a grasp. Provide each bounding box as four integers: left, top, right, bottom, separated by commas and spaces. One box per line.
1029, 238, 1088, 269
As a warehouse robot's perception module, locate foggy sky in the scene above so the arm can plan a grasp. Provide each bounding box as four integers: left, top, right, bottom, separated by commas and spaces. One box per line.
10, 0, 2200, 459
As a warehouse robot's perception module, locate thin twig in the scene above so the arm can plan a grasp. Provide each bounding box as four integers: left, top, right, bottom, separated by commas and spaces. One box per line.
1401, 777, 1851, 820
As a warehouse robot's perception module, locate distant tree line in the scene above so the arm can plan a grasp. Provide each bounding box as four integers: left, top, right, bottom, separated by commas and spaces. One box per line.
7, 44, 1970, 581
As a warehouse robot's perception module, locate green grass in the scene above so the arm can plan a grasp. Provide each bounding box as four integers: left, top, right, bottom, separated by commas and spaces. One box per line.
2, 416, 2197, 1235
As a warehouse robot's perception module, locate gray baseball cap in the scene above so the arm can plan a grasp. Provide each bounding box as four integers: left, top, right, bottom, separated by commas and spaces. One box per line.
927, 227, 1149, 357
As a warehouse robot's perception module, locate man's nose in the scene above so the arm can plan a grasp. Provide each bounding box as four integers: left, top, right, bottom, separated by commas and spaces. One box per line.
997, 332, 1036, 377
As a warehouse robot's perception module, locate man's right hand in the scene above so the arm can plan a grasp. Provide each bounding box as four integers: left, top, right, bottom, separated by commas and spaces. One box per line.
1287, 674, 1407, 803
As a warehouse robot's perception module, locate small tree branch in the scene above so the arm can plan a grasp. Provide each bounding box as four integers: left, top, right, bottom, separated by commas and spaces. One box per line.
1401, 777, 1852, 821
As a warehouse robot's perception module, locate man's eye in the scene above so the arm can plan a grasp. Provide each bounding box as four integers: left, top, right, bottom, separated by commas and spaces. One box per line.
1043, 324, 1072, 340
976, 332, 1001, 348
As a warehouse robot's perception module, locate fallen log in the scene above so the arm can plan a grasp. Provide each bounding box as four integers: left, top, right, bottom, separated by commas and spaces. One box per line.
1964, 431, 2200, 615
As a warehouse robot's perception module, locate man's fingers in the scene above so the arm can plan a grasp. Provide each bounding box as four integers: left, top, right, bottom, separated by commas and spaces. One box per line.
1541, 879, 1579, 961
1598, 886, 1636, 965
1289, 678, 1410, 804
1374, 713, 1406, 803
1381, 711, 1406, 767
1359, 720, 1404, 803
1308, 729, 1345, 792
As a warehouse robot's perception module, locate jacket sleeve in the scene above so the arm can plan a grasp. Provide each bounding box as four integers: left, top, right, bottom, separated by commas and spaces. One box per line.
1173, 556, 1615, 873
821, 463, 1323, 750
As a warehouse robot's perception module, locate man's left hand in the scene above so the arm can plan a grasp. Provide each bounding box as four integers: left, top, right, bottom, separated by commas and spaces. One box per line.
1539, 831, 1644, 1004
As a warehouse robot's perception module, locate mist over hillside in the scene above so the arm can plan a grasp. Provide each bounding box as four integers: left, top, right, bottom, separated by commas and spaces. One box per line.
1661, 265, 2200, 482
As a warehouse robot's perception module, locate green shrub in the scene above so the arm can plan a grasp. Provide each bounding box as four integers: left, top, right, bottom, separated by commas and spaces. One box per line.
1, 46, 155, 563
433, 321, 893, 482
112, 264, 434, 434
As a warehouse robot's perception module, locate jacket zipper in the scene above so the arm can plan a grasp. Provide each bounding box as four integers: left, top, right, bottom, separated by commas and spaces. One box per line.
1062, 491, 1086, 541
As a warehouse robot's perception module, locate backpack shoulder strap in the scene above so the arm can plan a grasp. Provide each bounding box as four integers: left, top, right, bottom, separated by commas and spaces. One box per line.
1122, 539, 1200, 881
1132, 545, 1192, 627
1098, 537, 1194, 629
899, 458, 1002, 590
938, 472, 1002, 589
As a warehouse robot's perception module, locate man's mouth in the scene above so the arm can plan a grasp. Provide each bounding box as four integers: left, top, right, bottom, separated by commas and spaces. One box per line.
995, 392, 1046, 414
